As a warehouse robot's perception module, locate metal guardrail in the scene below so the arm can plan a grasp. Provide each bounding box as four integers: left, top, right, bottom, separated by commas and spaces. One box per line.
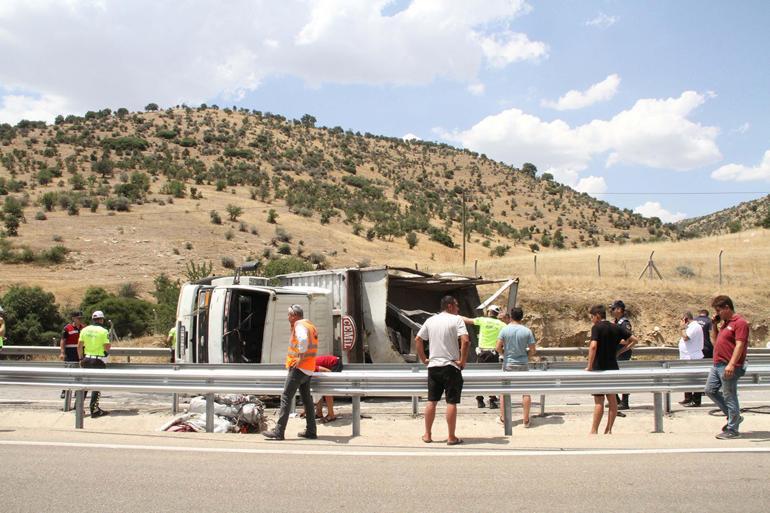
1, 363, 768, 437
0, 346, 173, 362
3, 345, 769, 361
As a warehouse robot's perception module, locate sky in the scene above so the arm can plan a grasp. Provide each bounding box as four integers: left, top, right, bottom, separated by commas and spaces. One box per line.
1, 0, 769, 222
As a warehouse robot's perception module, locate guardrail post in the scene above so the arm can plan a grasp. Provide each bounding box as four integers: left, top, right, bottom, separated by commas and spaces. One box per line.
172, 393, 179, 415
411, 396, 418, 416
663, 362, 671, 413
503, 393, 512, 436
653, 392, 664, 433
539, 394, 546, 416
75, 390, 85, 429
63, 390, 72, 412
205, 393, 214, 432
352, 396, 361, 437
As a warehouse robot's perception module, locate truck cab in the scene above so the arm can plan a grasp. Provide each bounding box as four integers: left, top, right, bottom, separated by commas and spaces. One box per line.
175, 276, 333, 364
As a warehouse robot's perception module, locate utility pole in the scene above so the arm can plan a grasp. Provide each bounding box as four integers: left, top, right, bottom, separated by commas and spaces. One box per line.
462, 193, 466, 266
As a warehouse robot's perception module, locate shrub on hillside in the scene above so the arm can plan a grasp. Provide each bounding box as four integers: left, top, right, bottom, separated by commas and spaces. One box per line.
80, 286, 153, 338
264, 256, 313, 277
1, 285, 63, 346
101, 136, 149, 151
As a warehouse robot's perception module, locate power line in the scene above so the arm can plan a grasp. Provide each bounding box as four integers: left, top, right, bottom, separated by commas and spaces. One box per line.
594, 192, 769, 196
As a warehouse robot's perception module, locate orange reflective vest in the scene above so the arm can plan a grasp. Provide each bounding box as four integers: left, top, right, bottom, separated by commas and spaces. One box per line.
285, 319, 318, 372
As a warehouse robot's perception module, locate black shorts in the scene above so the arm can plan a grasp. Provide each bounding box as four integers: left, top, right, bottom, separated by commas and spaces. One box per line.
427, 365, 463, 404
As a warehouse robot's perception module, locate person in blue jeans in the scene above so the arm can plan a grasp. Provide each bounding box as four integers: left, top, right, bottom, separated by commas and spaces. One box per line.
704, 295, 750, 440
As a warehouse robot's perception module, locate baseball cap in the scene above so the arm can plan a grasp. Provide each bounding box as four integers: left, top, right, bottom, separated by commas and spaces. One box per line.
610, 300, 626, 310
91, 310, 105, 319
487, 305, 501, 315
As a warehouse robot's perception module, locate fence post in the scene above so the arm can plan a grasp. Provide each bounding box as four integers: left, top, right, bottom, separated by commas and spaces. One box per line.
172, 393, 179, 415
205, 393, 214, 432
75, 390, 85, 429
653, 392, 664, 433
352, 396, 361, 437
718, 249, 724, 287
534, 255, 537, 276
539, 394, 546, 417
597, 255, 601, 278
411, 396, 418, 416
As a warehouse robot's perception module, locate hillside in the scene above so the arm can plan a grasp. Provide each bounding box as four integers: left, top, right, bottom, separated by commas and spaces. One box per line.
0, 106, 768, 349
0, 106, 672, 270
676, 194, 770, 236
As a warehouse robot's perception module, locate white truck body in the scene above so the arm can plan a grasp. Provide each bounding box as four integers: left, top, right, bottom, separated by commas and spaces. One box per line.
175, 266, 517, 365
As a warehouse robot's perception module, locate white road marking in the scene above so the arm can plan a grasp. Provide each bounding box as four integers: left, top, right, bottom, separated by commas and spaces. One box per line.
1, 440, 769, 457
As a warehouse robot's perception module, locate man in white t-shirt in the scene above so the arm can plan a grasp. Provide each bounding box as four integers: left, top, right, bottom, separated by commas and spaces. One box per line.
679, 311, 705, 407
415, 295, 470, 446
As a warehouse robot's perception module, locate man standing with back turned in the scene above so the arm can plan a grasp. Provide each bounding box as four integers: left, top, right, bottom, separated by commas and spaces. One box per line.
706, 295, 750, 440
77, 310, 111, 418
264, 304, 319, 441
586, 304, 637, 434
416, 295, 470, 445
462, 305, 505, 409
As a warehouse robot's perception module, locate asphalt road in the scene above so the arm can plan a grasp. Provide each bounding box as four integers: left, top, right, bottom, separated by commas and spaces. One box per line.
2, 442, 769, 513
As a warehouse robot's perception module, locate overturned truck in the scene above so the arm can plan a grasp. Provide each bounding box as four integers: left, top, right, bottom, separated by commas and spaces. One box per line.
175, 266, 518, 365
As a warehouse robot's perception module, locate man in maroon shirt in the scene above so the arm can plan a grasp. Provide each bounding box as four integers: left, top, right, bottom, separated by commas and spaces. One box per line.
314, 355, 342, 422
704, 295, 749, 439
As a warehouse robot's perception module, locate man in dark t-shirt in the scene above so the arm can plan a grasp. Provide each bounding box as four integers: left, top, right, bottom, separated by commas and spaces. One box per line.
695, 309, 714, 358
610, 300, 633, 412
585, 304, 637, 434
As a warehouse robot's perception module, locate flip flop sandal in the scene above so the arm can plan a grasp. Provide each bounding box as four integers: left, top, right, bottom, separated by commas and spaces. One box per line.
447, 438, 464, 446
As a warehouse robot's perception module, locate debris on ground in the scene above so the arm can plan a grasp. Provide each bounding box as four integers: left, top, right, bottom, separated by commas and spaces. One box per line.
160, 394, 267, 433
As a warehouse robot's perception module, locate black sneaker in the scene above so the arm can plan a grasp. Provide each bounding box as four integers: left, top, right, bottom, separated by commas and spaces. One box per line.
618, 403, 629, 411
683, 401, 700, 408
60, 391, 66, 399
262, 429, 285, 440
488, 400, 499, 410
616, 411, 626, 418
90, 409, 108, 418
716, 430, 740, 440
476, 398, 485, 409
297, 430, 317, 439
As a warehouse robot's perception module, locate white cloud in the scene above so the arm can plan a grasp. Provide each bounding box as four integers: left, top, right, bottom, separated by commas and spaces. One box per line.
585, 12, 619, 28
0, 0, 546, 122
634, 202, 687, 223
0, 93, 71, 123
575, 176, 607, 195
443, 91, 722, 183
467, 82, 485, 96
730, 122, 750, 134
711, 150, 770, 182
541, 73, 620, 111
478, 31, 548, 68
402, 133, 420, 141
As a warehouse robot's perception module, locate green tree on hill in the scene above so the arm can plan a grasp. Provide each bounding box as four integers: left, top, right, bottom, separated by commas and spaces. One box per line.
1, 285, 63, 346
